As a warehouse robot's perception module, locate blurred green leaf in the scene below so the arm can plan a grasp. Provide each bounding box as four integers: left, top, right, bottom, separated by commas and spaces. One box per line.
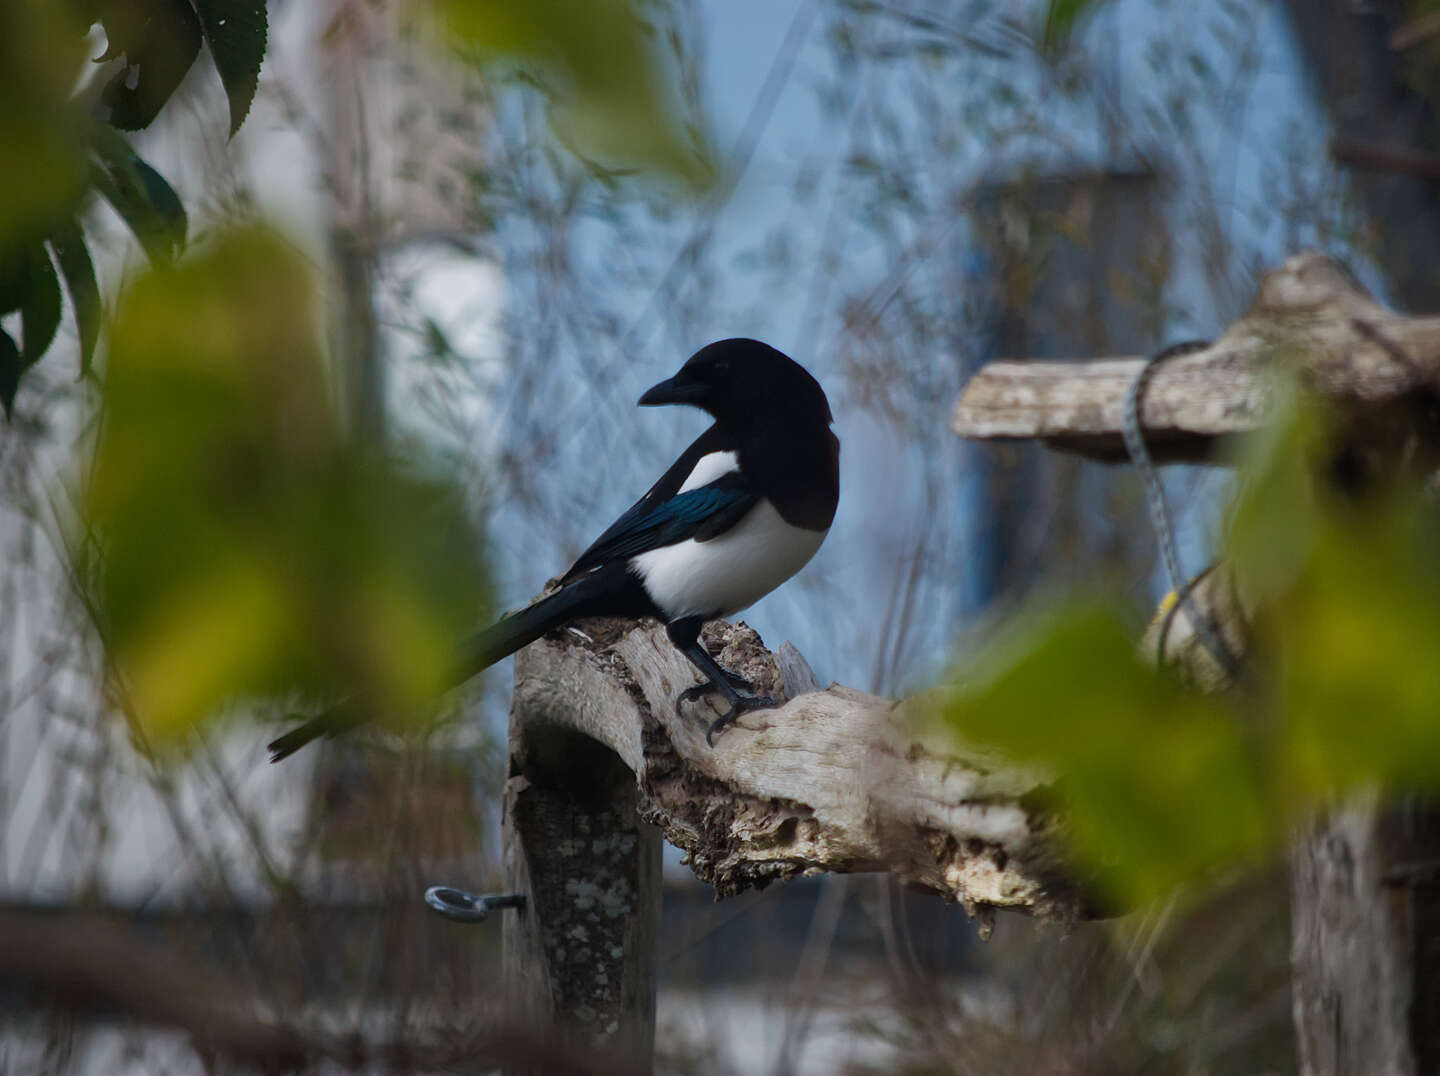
133, 157, 189, 246
0, 0, 268, 411
0, 244, 63, 372
1041, 0, 1108, 55
192, 0, 268, 136
92, 0, 267, 134
98, 0, 204, 131
19, 246, 62, 366
0, 2, 91, 251
942, 603, 1273, 906
946, 384, 1440, 908
0, 330, 20, 417
435, 0, 715, 188
90, 125, 189, 262
0, 247, 35, 314
49, 220, 102, 376
1276, 502, 1440, 796
1227, 389, 1440, 797
1224, 387, 1323, 606
82, 228, 489, 743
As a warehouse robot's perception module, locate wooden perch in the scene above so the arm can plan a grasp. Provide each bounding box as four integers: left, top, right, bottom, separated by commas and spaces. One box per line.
509, 619, 1084, 920
953, 252, 1440, 463
500, 617, 1093, 1068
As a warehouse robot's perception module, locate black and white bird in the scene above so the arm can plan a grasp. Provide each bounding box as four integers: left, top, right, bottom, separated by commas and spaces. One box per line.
267, 338, 839, 760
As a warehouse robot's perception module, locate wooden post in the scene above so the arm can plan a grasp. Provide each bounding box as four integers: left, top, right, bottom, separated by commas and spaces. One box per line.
494, 614, 1091, 1068
953, 252, 1440, 1075
502, 707, 661, 1071
1290, 796, 1440, 1076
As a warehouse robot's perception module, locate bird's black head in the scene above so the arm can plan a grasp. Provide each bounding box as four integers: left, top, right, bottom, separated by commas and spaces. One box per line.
638, 338, 832, 429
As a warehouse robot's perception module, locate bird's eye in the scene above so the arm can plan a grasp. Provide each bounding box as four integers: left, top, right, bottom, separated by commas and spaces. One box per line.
711, 361, 730, 376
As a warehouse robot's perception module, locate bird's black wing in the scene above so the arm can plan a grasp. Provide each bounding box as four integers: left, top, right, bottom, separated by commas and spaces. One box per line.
563, 424, 747, 578
563, 471, 758, 581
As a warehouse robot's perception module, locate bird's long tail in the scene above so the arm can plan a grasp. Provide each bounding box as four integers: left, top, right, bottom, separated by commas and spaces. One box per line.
266, 573, 616, 762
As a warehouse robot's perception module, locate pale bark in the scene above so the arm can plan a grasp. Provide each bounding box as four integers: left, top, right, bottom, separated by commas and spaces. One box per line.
1290, 795, 1440, 1076
508, 617, 1087, 923
952, 252, 1440, 463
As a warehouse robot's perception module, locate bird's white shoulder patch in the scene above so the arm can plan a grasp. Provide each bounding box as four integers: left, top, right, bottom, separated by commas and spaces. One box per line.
676, 450, 740, 494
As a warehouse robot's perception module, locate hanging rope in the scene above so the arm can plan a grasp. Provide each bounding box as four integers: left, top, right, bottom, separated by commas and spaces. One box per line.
1122, 341, 1244, 682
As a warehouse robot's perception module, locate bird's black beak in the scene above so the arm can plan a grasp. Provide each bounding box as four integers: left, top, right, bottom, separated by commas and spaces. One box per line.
638, 372, 707, 408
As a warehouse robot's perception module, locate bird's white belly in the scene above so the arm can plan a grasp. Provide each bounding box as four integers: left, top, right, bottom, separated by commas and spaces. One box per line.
631, 500, 826, 619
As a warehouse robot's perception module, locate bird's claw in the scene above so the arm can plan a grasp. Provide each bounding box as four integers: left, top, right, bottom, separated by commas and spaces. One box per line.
703, 694, 775, 747
672, 663, 775, 746
673, 669, 758, 716
675, 683, 715, 713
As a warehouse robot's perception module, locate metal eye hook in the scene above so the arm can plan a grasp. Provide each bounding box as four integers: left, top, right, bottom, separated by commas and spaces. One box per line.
424, 885, 525, 923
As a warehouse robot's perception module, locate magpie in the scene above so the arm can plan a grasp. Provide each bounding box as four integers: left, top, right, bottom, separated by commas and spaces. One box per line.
267, 338, 839, 760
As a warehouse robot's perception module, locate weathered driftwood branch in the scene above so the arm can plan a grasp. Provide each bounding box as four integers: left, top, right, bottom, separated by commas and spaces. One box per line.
953, 252, 1440, 463
509, 618, 1085, 921
501, 616, 1088, 1065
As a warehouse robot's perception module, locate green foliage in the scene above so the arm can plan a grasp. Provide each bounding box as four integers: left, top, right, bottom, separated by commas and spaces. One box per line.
1277, 501, 1440, 794
96, 0, 204, 131
943, 603, 1273, 907
0, 0, 267, 413
0, 335, 20, 417
4, 0, 712, 413
0, 3, 91, 250
943, 386, 1440, 907
78, 229, 490, 743
1041, 0, 1110, 55
1230, 393, 1440, 798
189, 0, 268, 136
0, 124, 191, 411
48, 220, 102, 376
436, 0, 715, 188
0, 244, 64, 416
89, 123, 189, 264
95, 0, 266, 135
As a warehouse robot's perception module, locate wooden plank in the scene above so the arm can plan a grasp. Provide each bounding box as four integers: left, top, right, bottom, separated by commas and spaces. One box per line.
953, 253, 1440, 463
952, 351, 1267, 462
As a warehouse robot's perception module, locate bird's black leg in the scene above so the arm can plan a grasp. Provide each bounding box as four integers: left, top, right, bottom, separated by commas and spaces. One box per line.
675, 662, 755, 706
666, 618, 775, 745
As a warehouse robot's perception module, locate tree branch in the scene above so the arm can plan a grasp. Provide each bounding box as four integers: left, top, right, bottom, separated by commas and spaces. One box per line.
1331, 138, 1440, 180
0, 911, 629, 1075
511, 618, 1092, 924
